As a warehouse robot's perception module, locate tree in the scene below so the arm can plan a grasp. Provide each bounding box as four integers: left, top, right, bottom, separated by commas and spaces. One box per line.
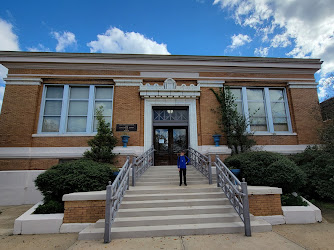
211, 87, 255, 154
83, 106, 118, 163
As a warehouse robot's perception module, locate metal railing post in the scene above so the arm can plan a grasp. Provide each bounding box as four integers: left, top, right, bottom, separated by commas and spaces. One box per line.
132, 156, 136, 187
215, 155, 219, 187
208, 154, 212, 184
241, 178, 251, 237
104, 181, 112, 243
126, 156, 130, 190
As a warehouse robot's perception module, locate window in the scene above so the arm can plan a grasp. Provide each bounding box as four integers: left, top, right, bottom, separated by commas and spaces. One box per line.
230, 87, 292, 133
39, 85, 114, 134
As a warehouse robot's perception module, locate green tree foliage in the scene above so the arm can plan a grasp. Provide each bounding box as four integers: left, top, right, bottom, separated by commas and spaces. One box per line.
34, 159, 116, 213
211, 87, 255, 154
290, 146, 334, 201
83, 106, 118, 163
225, 151, 306, 193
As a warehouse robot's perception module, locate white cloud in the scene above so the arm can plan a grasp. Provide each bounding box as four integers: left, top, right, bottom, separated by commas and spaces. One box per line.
0, 18, 19, 51
27, 43, 50, 52
254, 47, 269, 57
0, 85, 5, 112
228, 34, 252, 50
51, 31, 77, 52
213, 0, 334, 99
87, 27, 170, 54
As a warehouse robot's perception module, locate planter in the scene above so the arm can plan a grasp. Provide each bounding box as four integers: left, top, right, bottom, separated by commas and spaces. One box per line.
121, 135, 130, 148
113, 171, 120, 176
230, 169, 241, 184
212, 134, 221, 147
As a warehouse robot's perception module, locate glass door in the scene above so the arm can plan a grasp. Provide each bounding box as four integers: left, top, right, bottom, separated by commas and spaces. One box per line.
154, 127, 188, 165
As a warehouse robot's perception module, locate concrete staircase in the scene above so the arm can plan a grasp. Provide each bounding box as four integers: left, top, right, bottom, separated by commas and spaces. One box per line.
78, 165, 271, 240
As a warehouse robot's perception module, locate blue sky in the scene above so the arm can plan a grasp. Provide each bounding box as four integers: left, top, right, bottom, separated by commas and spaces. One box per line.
1, 0, 334, 110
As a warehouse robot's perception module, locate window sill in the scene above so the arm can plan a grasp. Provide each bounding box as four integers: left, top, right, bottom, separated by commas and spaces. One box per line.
253, 132, 297, 136
32, 133, 97, 137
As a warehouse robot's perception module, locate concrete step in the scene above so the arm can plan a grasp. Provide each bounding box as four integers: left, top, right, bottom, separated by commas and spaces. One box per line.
95, 213, 242, 228
78, 220, 272, 240
119, 198, 230, 209
117, 205, 235, 217
135, 181, 208, 186
139, 176, 208, 181
126, 186, 222, 195
123, 192, 226, 201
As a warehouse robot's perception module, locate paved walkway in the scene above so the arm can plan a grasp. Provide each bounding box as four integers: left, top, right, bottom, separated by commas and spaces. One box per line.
1, 205, 334, 250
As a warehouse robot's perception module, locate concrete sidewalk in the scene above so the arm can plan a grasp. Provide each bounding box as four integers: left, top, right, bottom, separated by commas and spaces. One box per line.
1, 205, 334, 250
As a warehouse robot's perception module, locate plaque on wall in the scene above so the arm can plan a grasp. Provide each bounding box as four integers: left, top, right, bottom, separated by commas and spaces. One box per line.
116, 124, 137, 131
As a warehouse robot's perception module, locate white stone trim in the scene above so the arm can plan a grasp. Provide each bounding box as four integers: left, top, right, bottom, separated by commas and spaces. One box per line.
198, 145, 232, 155
247, 186, 282, 195
0, 146, 144, 159
114, 79, 143, 86
252, 144, 313, 154
32, 133, 97, 137
63, 190, 106, 201
7, 73, 318, 82
197, 80, 225, 87
144, 99, 198, 151
140, 72, 199, 78
4, 77, 42, 85
253, 132, 297, 136
288, 81, 318, 88
140, 80, 201, 99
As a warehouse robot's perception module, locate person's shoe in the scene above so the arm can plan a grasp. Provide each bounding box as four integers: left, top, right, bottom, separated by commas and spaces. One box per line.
184, 183, 187, 186
179, 183, 182, 186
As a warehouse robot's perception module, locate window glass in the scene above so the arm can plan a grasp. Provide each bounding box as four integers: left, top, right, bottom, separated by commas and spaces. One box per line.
42, 117, 60, 132
67, 117, 87, 132
46, 86, 63, 99
269, 89, 288, 131
68, 101, 88, 116
230, 88, 242, 100
93, 116, 112, 131
247, 89, 267, 131
95, 101, 113, 116
95, 87, 113, 99
44, 101, 62, 115
70, 87, 89, 99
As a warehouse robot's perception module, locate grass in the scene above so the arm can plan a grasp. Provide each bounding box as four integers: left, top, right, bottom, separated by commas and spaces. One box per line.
312, 200, 334, 223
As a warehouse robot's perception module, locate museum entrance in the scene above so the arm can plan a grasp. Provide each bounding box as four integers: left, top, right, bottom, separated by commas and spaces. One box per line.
153, 108, 189, 165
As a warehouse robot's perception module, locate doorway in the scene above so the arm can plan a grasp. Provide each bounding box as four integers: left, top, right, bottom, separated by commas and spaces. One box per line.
154, 127, 188, 165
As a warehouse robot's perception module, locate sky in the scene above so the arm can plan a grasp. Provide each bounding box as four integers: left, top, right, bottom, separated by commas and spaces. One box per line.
1, 0, 334, 111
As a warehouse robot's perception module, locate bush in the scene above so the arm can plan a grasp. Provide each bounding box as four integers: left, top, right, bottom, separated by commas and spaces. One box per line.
34, 200, 64, 214
224, 151, 306, 193
281, 194, 308, 206
290, 146, 334, 201
34, 159, 116, 213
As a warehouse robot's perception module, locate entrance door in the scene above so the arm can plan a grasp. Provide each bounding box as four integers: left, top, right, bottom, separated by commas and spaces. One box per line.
154, 127, 188, 165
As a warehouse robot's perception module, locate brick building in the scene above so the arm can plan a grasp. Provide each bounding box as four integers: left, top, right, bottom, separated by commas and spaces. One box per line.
0, 51, 323, 170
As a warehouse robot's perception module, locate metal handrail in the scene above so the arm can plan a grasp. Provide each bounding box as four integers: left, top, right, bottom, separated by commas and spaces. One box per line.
188, 147, 212, 184
132, 145, 155, 186
104, 156, 132, 243
214, 156, 251, 236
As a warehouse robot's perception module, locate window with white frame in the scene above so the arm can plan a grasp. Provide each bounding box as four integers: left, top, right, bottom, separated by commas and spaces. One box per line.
230, 87, 292, 133
39, 85, 114, 134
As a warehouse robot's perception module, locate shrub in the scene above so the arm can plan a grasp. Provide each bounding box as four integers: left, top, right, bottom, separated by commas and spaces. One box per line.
34, 159, 116, 213
281, 194, 308, 206
291, 146, 334, 201
224, 151, 306, 193
84, 106, 118, 164
34, 200, 64, 214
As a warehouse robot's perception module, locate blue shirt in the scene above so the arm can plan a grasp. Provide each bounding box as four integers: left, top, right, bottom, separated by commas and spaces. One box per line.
177, 155, 190, 169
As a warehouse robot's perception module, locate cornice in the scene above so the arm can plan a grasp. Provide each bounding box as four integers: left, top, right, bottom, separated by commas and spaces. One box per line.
4, 77, 42, 85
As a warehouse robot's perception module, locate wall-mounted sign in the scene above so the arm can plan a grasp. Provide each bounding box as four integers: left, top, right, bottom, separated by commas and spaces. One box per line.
116, 124, 137, 132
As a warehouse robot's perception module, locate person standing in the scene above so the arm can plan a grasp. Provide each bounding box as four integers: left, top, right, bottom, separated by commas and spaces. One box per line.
177, 150, 190, 186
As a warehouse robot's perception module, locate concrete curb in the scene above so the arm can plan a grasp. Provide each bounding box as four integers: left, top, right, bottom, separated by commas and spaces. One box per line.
13, 201, 64, 234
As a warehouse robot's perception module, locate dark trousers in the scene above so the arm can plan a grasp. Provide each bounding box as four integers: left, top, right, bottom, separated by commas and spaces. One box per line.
179, 168, 187, 184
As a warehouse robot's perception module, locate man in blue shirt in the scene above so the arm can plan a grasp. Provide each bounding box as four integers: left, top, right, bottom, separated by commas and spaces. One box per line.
177, 150, 190, 186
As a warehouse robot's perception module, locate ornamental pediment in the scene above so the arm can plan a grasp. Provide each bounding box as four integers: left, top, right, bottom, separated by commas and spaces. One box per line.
139, 78, 200, 99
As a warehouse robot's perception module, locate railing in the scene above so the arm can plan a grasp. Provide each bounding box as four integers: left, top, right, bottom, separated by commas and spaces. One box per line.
214, 156, 251, 236
188, 147, 212, 184
132, 145, 155, 186
104, 156, 132, 243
